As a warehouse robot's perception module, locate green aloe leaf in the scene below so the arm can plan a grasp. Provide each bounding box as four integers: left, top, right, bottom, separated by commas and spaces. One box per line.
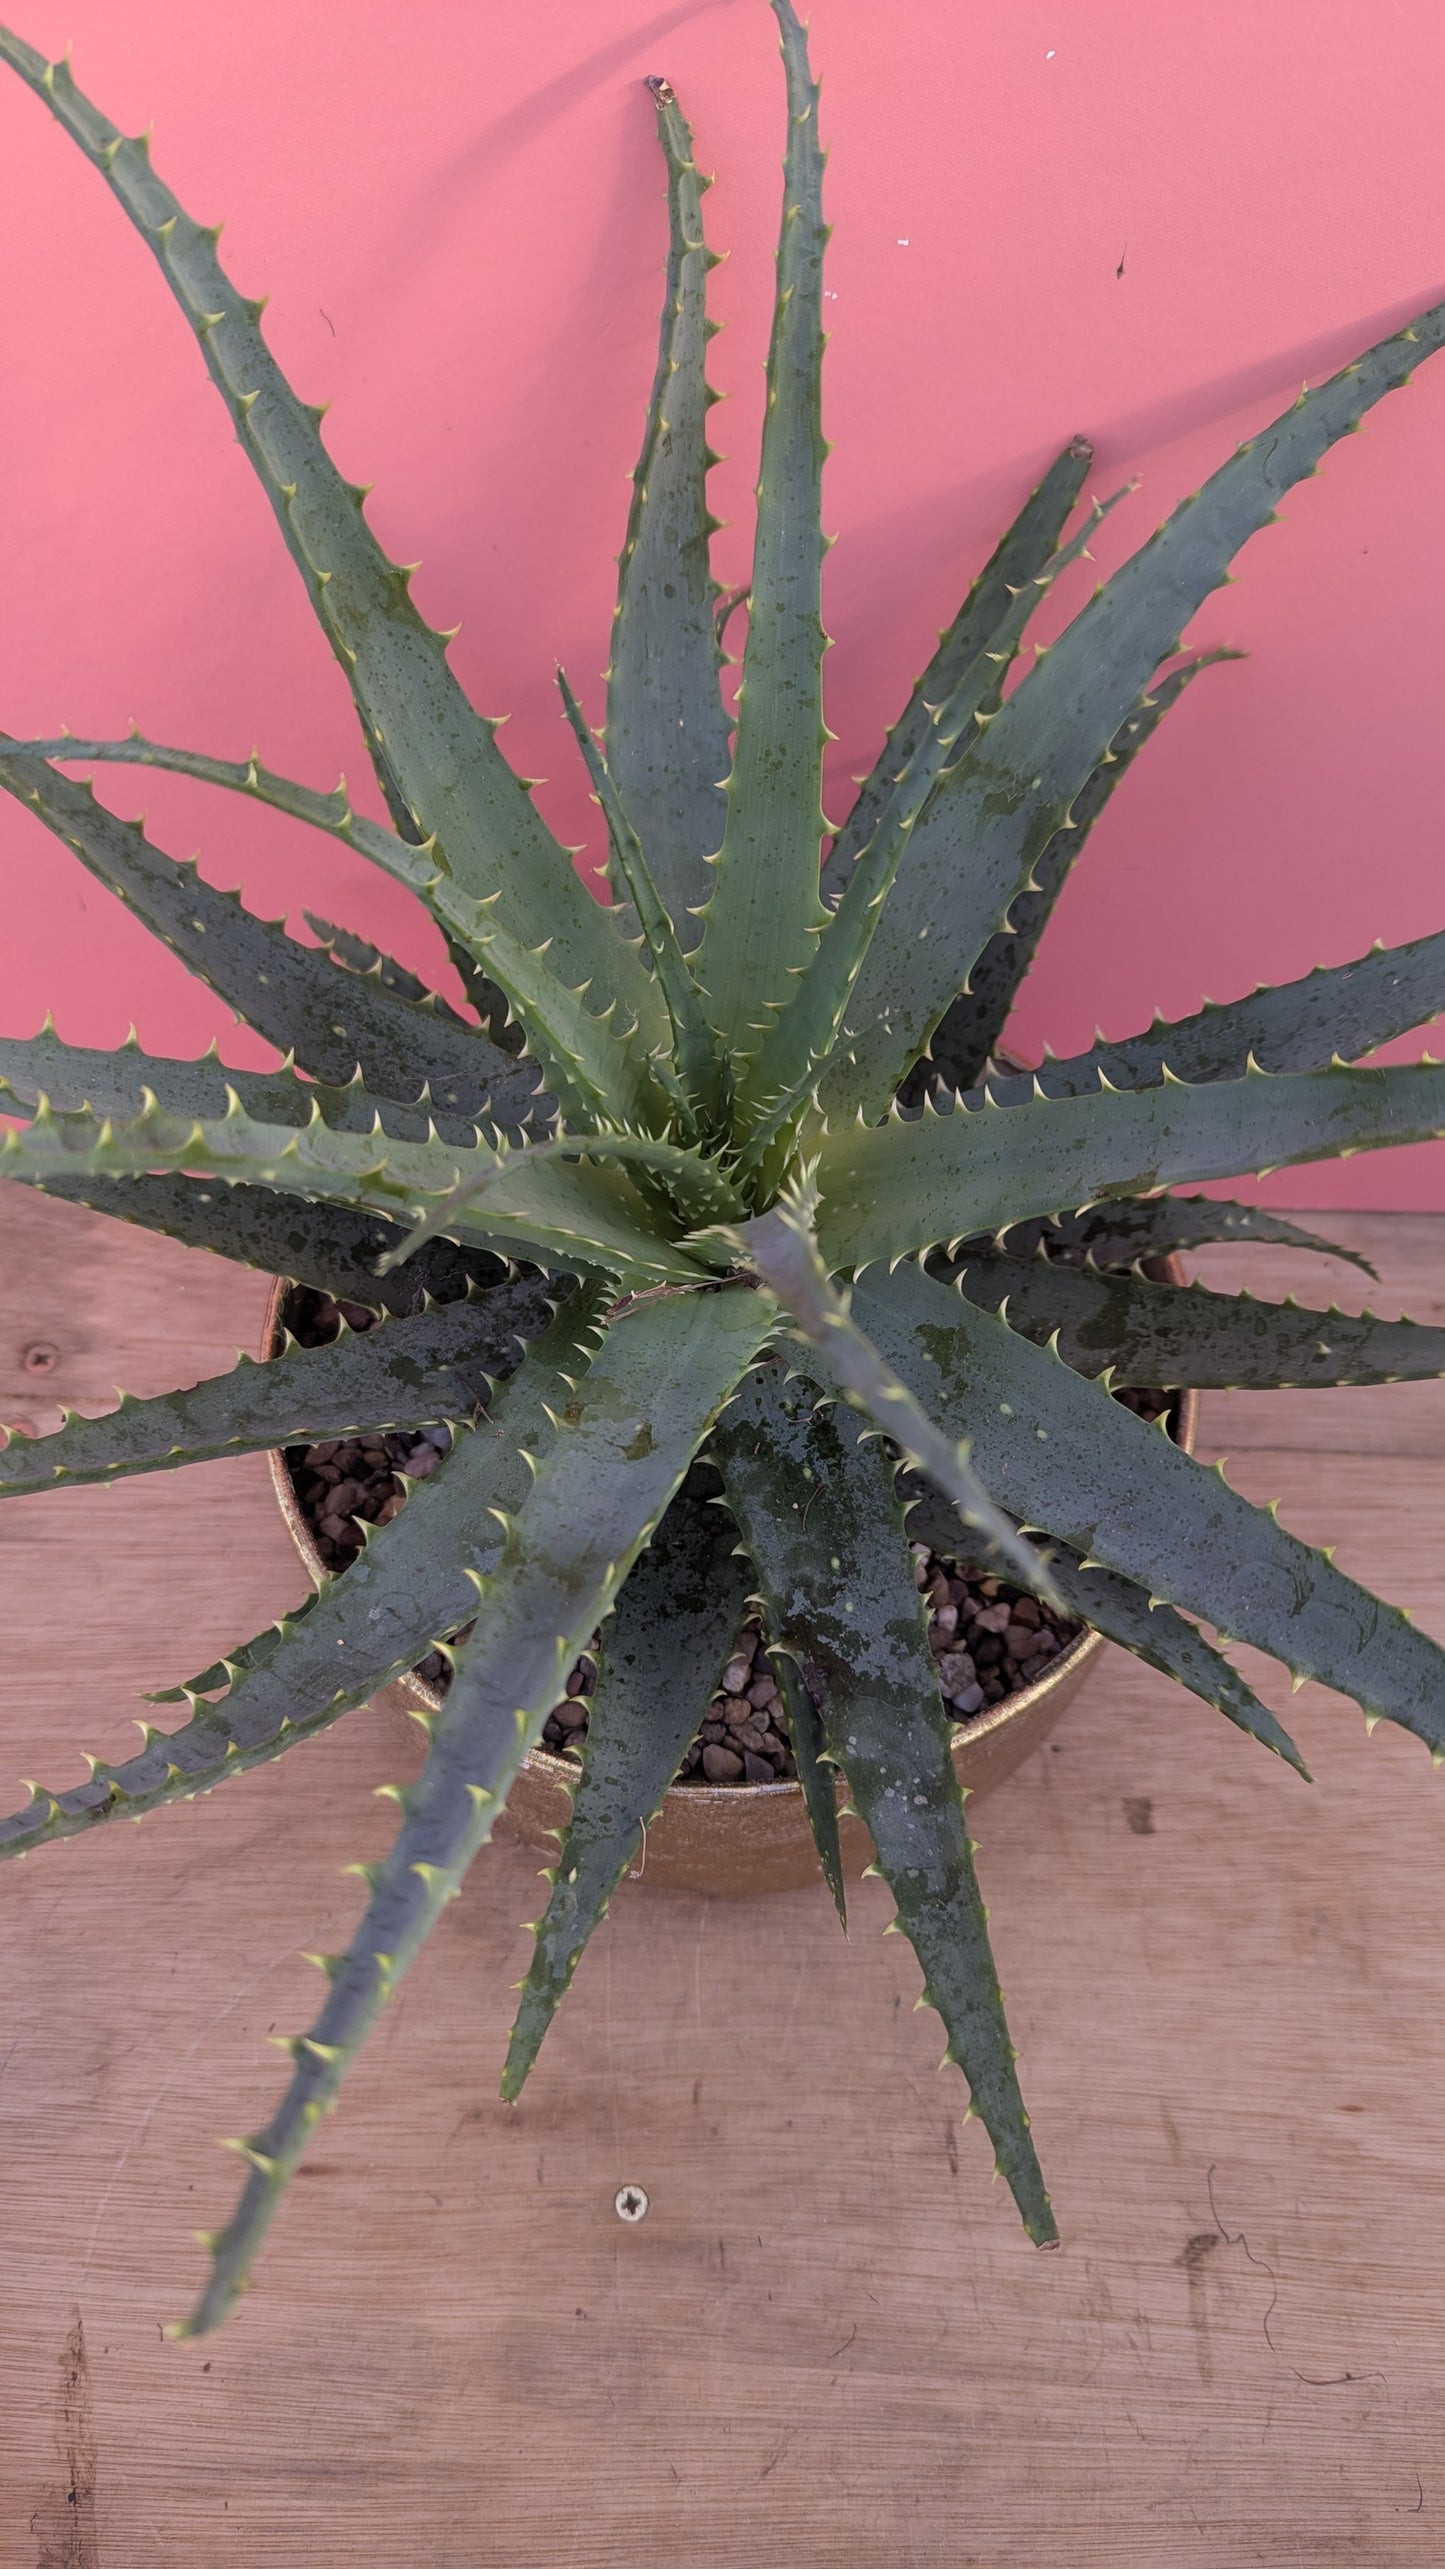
859, 1262, 1445, 1758
10, 733, 577, 1098
0, 1288, 556, 1496
815, 1059, 1445, 1272
21, 745, 536, 1093
604, 76, 730, 948
0, 739, 665, 1133
819, 438, 1095, 907
708, 1360, 855, 1918
736, 496, 1128, 1174
181, 1280, 770, 2335
0, 748, 543, 1131
0, 33, 665, 1060
300, 911, 464, 1021
769, 1647, 846, 1922
695, 0, 830, 1066
901, 1489, 1306, 1773
151, 1288, 567, 1710
0, 1025, 498, 1151
302, 910, 528, 1073
906, 657, 1233, 1102
728, 1200, 1058, 1603
24, 1171, 529, 1312
827, 300, 1445, 1119
13, 728, 444, 886
0, 1095, 711, 1288
950, 1250, 1445, 1390
557, 671, 727, 1133
991, 1197, 1377, 1280
372, 1131, 745, 1278
501, 1478, 753, 2097
0, 1285, 612, 1861
985, 929, 1445, 1107
711, 1360, 1052, 2240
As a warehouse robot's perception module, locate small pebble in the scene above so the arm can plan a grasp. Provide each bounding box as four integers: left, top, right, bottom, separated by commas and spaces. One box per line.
937, 1650, 977, 1694
703, 1744, 744, 1782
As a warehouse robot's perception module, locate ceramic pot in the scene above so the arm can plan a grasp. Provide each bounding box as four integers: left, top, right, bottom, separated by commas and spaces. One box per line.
263, 1280, 1197, 1895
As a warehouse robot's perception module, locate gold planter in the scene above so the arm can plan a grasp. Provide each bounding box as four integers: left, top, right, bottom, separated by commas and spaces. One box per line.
263, 1279, 1197, 1896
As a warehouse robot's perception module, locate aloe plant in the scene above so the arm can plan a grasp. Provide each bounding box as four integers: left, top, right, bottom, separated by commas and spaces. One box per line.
2, 10, 1445, 2337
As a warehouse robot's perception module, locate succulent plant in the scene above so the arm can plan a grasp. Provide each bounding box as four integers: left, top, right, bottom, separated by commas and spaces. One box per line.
3, 5, 1445, 2339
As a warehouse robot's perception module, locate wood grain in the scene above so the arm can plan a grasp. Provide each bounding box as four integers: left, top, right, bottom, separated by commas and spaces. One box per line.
2, 1183, 1445, 2566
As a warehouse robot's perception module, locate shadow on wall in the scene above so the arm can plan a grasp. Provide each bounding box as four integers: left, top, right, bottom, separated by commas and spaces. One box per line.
364, 0, 741, 321
830, 280, 1445, 638
821, 276, 1445, 858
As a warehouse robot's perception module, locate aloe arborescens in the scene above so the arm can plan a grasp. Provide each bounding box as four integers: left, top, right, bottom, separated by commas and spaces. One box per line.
2, 11, 1445, 2335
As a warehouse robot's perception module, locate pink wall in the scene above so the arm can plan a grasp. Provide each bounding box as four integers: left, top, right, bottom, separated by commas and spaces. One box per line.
2, 1, 1444, 1207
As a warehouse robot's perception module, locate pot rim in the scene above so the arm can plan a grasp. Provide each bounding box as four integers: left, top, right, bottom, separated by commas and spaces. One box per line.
260, 1279, 1199, 1805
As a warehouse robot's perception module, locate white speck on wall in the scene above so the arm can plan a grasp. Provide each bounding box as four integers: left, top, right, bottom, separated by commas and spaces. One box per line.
1046, 49, 1057, 59
897, 237, 909, 247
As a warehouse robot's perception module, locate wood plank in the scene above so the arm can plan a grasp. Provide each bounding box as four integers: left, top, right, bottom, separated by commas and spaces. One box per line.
0, 1182, 281, 1436
3, 1184, 1445, 2564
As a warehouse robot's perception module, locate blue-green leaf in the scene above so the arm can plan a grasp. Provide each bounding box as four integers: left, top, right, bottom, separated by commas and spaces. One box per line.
902, 1487, 1306, 1774
728, 1200, 1058, 1603
0, 31, 665, 1059
713, 1360, 1052, 2238
830, 301, 1445, 1118
605, 76, 730, 947
0, 1285, 611, 1859
859, 1262, 1445, 1760
694, 0, 830, 1063
0, 1291, 553, 1496
815, 1060, 1445, 1273
181, 1280, 770, 2332
502, 1480, 752, 2094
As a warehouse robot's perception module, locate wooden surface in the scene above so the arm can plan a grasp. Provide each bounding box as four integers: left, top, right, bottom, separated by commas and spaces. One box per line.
3, 1186, 1445, 2565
